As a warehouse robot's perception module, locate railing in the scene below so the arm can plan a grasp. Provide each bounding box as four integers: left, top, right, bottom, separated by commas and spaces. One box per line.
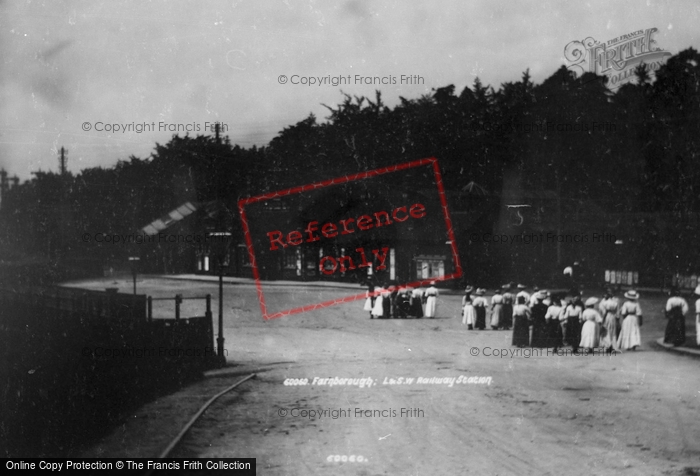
147, 294, 212, 322
0, 285, 147, 320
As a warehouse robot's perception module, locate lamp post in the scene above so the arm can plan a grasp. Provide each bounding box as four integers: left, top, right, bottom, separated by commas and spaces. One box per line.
208, 231, 232, 366
128, 256, 140, 295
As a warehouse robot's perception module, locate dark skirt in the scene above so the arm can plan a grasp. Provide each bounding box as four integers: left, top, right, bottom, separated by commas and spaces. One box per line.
664, 310, 686, 346
531, 318, 548, 348
547, 319, 563, 349
382, 296, 392, 319
512, 316, 530, 347
397, 295, 411, 318
475, 306, 486, 329
567, 316, 582, 350
411, 297, 423, 318
501, 303, 513, 329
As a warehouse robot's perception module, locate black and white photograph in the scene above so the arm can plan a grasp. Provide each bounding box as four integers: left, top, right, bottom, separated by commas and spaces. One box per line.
1, 1, 700, 474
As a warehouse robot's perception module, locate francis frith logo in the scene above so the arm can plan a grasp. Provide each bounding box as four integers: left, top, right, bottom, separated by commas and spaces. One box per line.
564, 27, 671, 90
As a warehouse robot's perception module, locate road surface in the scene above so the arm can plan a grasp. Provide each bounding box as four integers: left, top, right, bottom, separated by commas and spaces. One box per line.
74, 277, 700, 475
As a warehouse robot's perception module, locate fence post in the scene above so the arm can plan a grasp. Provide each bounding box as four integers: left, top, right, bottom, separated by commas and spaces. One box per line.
175, 294, 182, 320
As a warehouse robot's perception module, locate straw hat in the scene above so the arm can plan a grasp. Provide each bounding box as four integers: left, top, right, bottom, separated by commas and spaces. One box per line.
624, 290, 639, 300
535, 290, 547, 300
517, 284, 527, 289
585, 297, 599, 307
475, 288, 485, 296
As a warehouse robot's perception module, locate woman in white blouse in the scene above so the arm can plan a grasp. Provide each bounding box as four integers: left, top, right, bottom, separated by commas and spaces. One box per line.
563, 296, 584, 353
462, 289, 477, 329
545, 295, 564, 351
490, 288, 504, 330
618, 290, 642, 350
579, 297, 603, 352
664, 286, 687, 346
511, 296, 531, 347
371, 286, 386, 319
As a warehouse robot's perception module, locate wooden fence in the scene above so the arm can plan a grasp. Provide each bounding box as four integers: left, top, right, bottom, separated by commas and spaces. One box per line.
0, 285, 216, 456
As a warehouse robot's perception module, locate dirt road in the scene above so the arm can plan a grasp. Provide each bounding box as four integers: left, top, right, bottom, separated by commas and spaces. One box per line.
75, 277, 700, 475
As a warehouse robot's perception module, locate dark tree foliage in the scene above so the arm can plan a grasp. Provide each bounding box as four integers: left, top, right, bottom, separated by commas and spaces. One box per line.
1, 48, 699, 276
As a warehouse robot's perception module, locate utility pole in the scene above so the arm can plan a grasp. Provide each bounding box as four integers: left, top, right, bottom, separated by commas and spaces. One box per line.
59, 147, 68, 175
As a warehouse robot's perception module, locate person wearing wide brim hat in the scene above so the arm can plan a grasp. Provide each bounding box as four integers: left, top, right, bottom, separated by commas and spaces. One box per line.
472, 288, 488, 330
511, 294, 531, 347
396, 286, 412, 319
530, 290, 550, 348
544, 293, 564, 351
579, 297, 603, 352
562, 292, 584, 352
529, 286, 541, 307
664, 286, 688, 346
461, 286, 474, 325
535, 290, 548, 301
424, 281, 439, 319
543, 290, 552, 306
694, 285, 700, 346
618, 289, 643, 350
516, 284, 531, 306
410, 285, 424, 319
490, 287, 504, 330
461, 288, 476, 329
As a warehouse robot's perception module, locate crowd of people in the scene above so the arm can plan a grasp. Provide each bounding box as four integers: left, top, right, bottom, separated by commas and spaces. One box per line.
461, 284, 644, 353
363, 281, 440, 319
362, 278, 700, 349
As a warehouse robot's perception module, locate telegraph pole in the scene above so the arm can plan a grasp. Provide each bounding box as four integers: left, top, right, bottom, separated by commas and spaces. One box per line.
59, 147, 68, 175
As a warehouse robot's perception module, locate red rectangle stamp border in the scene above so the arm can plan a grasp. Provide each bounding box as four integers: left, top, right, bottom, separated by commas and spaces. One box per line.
238, 157, 462, 320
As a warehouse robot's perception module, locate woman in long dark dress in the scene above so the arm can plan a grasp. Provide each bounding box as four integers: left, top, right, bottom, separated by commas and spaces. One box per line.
411, 287, 424, 318
382, 284, 393, 319
564, 296, 584, 353
473, 288, 488, 330
501, 284, 514, 330
363, 281, 375, 319
664, 286, 688, 346
530, 291, 549, 348
512, 296, 531, 347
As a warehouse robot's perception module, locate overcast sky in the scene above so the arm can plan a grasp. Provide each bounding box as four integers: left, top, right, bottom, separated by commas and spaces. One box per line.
0, 0, 698, 180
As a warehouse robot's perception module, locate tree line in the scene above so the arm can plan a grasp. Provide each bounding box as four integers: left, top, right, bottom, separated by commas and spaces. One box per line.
1, 48, 699, 282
